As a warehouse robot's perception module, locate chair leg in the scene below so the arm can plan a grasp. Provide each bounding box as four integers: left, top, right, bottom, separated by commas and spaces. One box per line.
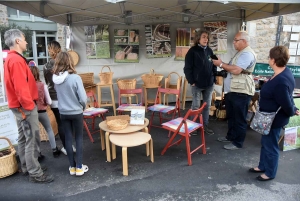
100, 129, 105, 150
122, 147, 128, 176
148, 112, 155, 133
92, 117, 95, 130
150, 138, 154, 162
161, 131, 179, 155
83, 120, 94, 143
185, 132, 192, 166
112, 143, 116, 160
105, 132, 111, 162
200, 127, 206, 154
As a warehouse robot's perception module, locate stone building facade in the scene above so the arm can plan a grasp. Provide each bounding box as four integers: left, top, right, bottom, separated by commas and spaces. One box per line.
248, 12, 300, 65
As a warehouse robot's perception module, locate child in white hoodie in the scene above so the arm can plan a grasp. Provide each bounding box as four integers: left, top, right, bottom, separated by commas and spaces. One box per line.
52, 52, 88, 176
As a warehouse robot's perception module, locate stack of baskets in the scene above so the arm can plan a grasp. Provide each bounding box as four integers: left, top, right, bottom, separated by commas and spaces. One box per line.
106, 115, 130, 131
0, 137, 18, 178
39, 106, 58, 141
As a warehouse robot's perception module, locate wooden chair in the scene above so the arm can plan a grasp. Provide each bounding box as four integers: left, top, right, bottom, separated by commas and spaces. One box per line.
83, 91, 108, 143
147, 87, 181, 133
161, 102, 207, 166
116, 88, 144, 114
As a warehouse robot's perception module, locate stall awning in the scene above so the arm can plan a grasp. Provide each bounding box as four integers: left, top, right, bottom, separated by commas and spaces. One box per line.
0, 0, 300, 26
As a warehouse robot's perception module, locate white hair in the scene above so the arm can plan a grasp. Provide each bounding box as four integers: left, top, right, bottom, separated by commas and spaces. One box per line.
239, 31, 250, 43
4, 29, 24, 48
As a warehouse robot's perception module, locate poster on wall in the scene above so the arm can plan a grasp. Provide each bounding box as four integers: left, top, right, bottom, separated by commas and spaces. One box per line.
84, 25, 110, 59
0, 103, 18, 150
145, 24, 171, 58
283, 97, 300, 151
175, 28, 200, 61
114, 29, 139, 63
204, 21, 227, 54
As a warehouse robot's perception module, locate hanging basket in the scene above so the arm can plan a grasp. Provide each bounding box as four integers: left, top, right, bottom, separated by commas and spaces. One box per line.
141, 69, 163, 88
0, 137, 18, 179
165, 72, 182, 90
98, 66, 114, 85
67, 50, 79, 66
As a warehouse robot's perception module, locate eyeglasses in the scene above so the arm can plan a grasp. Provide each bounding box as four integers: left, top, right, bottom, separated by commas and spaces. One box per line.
233, 39, 244, 42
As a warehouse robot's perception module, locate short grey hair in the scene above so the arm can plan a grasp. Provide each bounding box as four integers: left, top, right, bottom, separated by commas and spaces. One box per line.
239, 31, 250, 43
4, 29, 24, 48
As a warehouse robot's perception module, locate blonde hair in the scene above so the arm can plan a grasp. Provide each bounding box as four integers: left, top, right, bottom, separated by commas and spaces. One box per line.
53, 52, 76, 75
48, 41, 61, 59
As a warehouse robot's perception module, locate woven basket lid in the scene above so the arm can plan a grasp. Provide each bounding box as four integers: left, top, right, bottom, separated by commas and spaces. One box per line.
68, 50, 79, 66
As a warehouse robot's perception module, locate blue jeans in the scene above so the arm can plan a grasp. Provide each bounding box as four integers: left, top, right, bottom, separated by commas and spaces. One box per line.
191, 84, 214, 125
60, 113, 83, 168
258, 127, 282, 179
225, 92, 251, 148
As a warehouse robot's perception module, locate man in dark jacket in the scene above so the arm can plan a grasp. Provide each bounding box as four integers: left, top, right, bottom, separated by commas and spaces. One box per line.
184, 30, 217, 135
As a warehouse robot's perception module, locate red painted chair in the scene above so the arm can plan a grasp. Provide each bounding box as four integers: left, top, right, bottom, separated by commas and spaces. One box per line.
161, 102, 207, 166
147, 87, 181, 133
83, 91, 108, 143
116, 88, 144, 114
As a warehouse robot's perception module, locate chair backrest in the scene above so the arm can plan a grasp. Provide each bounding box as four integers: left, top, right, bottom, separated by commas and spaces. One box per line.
155, 87, 181, 107
119, 88, 143, 106
86, 91, 99, 108
183, 102, 207, 122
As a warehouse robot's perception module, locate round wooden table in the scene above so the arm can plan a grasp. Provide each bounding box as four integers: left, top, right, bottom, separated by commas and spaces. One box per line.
99, 118, 149, 162
109, 132, 154, 176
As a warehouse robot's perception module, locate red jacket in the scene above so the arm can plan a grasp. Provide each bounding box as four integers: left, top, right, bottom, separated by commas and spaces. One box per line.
4, 51, 38, 110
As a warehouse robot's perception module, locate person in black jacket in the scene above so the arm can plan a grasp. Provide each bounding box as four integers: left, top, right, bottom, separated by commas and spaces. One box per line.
184, 30, 217, 135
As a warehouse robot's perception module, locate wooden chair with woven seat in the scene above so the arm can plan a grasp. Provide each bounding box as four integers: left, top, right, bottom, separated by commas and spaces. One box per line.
147, 87, 181, 134
83, 91, 108, 143
161, 102, 207, 166
116, 88, 144, 115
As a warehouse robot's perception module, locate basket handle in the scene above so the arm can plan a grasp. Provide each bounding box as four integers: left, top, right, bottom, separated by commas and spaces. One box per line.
0, 137, 14, 149
101, 65, 112, 73
167, 72, 180, 79
150, 68, 155, 75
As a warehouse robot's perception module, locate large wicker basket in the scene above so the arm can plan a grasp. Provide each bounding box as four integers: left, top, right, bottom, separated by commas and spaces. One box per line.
141, 69, 163, 88
99, 66, 113, 85
67, 50, 79, 66
0, 137, 18, 178
39, 107, 58, 142
117, 78, 137, 90
106, 115, 129, 131
78, 72, 97, 93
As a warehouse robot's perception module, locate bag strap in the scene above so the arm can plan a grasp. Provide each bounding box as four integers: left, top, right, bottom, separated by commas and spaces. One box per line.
18, 108, 26, 120
258, 96, 281, 113
275, 107, 281, 114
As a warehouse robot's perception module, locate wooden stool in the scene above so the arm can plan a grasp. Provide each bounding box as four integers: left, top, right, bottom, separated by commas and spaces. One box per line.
109, 132, 154, 176
97, 83, 116, 116
164, 72, 182, 105
181, 77, 193, 110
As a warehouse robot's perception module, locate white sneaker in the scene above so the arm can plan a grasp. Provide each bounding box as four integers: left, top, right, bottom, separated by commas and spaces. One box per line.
72, 145, 76, 153
61, 147, 67, 155
69, 167, 76, 175
76, 164, 89, 176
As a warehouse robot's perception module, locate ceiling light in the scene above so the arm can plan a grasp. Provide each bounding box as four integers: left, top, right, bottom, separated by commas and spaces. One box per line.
105, 0, 125, 3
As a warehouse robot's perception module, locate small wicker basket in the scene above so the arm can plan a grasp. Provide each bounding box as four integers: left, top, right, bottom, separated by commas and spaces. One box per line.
67, 50, 79, 66
39, 107, 58, 142
0, 137, 18, 178
141, 69, 163, 88
99, 66, 114, 85
106, 115, 130, 131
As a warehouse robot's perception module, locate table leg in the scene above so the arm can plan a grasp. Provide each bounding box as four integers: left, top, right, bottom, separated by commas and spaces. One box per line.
122, 147, 128, 176
150, 138, 154, 162
143, 127, 148, 133
112, 143, 116, 160
105, 131, 111, 162
146, 142, 149, 156
100, 129, 105, 151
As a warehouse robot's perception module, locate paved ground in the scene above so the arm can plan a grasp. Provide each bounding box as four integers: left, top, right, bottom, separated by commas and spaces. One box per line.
1, 102, 300, 201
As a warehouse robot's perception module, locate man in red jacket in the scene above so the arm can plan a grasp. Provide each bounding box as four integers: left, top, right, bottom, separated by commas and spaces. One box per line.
4, 29, 53, 183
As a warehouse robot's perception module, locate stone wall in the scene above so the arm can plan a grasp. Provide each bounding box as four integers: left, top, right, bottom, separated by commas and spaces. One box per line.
0, 5, 8, 25
248, 12, 300, 65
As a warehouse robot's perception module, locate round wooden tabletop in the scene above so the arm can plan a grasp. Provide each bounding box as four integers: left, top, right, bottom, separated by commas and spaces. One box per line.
99, 118, 149, 133
109, 132, 151, 147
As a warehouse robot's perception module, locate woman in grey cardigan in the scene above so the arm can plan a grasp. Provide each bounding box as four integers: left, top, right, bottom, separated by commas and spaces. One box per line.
53, 52, 88, 176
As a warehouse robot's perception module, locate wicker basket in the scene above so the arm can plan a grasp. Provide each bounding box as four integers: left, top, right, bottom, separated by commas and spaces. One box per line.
141, 69, 163, 88
99, 66, 113, 85
117, 78, 137, 90
165, 72, 182, 90
0, 137, 18, 178
68, 50, 79, 66
39, 107, 58, 142
106, 115, 130, 131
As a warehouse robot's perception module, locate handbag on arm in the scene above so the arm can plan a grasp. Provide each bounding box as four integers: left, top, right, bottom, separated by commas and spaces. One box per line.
250, 104, 281, 135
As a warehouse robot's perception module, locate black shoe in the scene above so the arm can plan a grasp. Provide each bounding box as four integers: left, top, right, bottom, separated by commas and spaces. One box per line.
22, 166, 47, 176
29, 173, 54, 183
249, 168, 265, 173
256, 175, 273, 181
53, 147, 61, 158
204, 125, 214, 135
38, 152, 45, 162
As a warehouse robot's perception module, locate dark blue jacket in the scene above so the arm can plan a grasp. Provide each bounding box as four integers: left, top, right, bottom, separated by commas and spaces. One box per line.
259, 67, 297, 128
184, 45, 217, 89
